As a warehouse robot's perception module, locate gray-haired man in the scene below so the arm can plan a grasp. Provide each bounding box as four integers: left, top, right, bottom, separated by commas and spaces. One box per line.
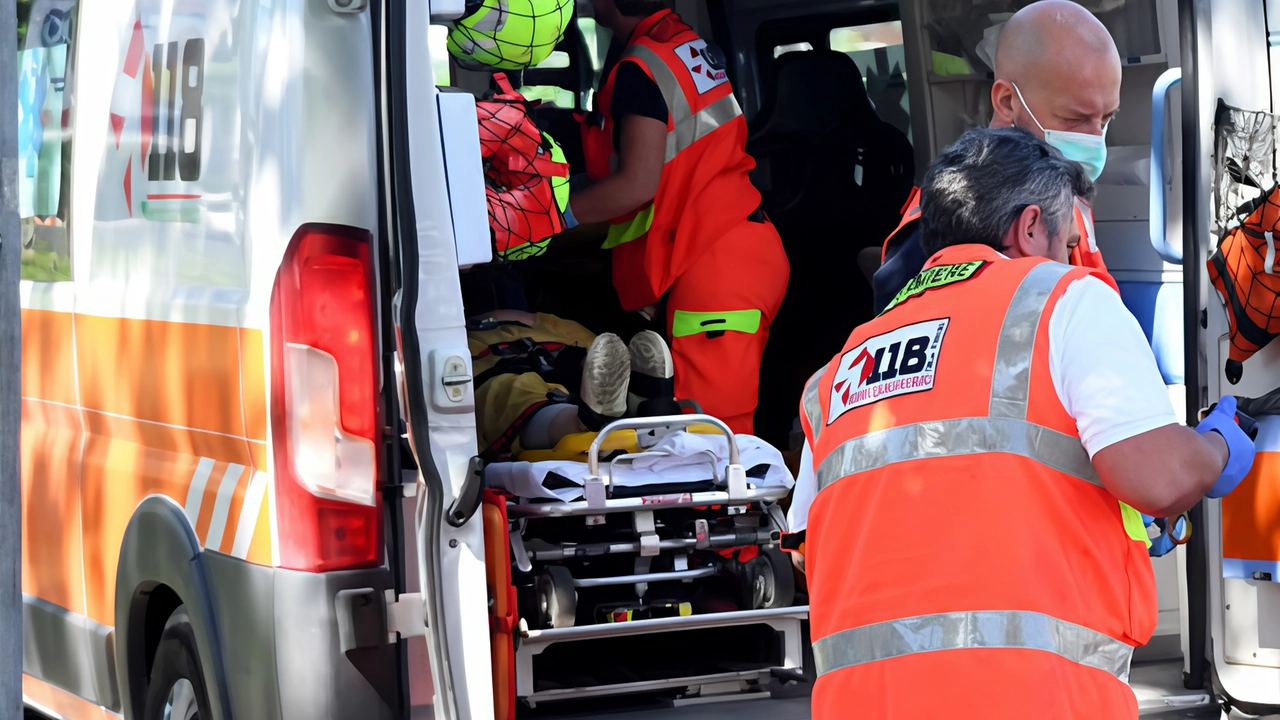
788, 127, 1251, 718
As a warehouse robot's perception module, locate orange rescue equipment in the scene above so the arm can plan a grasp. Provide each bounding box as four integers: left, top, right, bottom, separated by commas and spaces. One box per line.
1208, 185, 1280, 384
479, 73, 570, 261
799, 244, 1154, 719
581, 9, 762, 311
482, 489, 518, 720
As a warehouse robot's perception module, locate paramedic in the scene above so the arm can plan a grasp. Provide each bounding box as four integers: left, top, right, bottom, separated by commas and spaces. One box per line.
468, 310, 675, 460
874, 0, 1118, 313
790, 128, 1255, 718
560, 0, 789, 434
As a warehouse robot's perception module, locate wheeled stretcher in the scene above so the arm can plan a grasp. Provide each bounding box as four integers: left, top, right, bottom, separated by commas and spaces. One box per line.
481, 415, 809, 715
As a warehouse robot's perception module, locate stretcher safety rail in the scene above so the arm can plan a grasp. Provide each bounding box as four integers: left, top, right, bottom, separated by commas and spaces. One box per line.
501, 413, 790, 518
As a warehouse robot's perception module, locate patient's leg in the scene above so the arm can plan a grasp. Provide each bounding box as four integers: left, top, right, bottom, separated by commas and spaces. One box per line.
476, 332, 631, 455
519, 403, 584, 450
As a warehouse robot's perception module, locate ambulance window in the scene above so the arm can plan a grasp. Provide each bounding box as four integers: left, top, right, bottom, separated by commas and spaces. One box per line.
829, 21, 911, 142
16, 0, 79, 282
517, 6, 595, 111
429, 24, 453, 86
519, 51, 575, 108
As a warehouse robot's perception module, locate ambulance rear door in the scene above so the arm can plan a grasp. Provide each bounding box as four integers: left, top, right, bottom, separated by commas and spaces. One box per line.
1179, 0, 1280, 709
386, 0, 495, 718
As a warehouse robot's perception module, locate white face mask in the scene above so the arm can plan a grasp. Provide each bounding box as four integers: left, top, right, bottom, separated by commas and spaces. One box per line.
1011, 82, 1109, 182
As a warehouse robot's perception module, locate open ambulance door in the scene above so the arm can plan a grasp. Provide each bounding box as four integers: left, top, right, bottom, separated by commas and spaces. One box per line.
1180, 0, 1280, 710
386, 0, 496, 718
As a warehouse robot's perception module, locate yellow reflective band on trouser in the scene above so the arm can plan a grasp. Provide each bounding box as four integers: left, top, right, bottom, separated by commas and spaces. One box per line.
1119, 502, 1153, 547
671, 309, 762, 338
602, 205, 655, 249
812, 610, 1134, 683
623, 45, 745, 162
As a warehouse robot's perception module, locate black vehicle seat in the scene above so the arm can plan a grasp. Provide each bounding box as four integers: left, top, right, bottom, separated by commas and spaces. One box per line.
747, 49, 915, 447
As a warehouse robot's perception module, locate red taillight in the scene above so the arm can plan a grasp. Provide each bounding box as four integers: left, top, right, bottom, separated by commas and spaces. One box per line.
270, 224, 382, 572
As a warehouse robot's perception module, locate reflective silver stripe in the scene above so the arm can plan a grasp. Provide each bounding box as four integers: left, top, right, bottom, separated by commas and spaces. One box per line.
812, 610, 1134, 684
815, 415, 1101, 491
989, 262, 1073, 419
672, 93, 741, 158
801, 364, 827, 443
622, 45, 742, 163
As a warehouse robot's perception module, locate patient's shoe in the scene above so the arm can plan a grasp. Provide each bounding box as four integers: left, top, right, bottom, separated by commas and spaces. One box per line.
627, 330, 678, 417
580, 333, 630, 424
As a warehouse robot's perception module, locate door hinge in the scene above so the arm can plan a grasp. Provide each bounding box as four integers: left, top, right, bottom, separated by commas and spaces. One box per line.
385, 590, 426, 642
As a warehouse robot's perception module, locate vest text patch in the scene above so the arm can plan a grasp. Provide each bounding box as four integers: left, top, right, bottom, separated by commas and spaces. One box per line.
675, 39, 729, 94
827, 318, 950, 424
883, 260, 986, 314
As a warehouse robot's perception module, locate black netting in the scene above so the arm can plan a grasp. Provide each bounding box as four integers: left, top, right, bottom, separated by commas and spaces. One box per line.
1214, 100, 1277, 233
478, 75, 568, 260
1210, 101, 1280, 383
448, 0, 574, 72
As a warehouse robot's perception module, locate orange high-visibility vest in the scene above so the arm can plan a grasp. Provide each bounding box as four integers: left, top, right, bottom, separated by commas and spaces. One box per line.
581, 10, 761, 311
799, 244, 1155, 719
881, 188, 1114, 287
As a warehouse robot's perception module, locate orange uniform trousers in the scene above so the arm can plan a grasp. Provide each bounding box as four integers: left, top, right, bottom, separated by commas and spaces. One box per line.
665, 218, 789, 434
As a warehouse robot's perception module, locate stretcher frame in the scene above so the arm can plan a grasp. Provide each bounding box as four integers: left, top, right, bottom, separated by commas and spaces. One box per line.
497, 414, 809, 707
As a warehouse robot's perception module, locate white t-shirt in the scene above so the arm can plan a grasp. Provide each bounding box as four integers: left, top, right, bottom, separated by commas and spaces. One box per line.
787, 275, 1178, 532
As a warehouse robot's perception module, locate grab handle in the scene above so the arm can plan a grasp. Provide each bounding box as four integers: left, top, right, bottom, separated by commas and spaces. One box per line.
1150, 68, 1183, 264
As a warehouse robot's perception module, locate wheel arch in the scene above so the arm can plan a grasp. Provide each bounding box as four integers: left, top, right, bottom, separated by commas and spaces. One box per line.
114, 494, 234, 720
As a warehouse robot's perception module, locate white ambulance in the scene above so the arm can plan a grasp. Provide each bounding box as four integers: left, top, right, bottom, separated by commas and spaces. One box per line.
13, 0, 1280, 718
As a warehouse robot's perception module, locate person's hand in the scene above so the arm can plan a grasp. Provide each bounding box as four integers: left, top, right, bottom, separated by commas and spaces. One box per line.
1141, 514, 1187, 557
1197, 395, 1257, 498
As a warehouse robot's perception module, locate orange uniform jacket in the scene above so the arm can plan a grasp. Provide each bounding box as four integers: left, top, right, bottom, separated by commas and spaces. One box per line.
800, 244, 1155, 719
582, 9, 762, 311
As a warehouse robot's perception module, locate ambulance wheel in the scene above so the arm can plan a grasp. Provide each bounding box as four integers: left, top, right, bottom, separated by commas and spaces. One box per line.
142, 605, 213, 720
745, 547, 795, 610
536, 566, 576, 629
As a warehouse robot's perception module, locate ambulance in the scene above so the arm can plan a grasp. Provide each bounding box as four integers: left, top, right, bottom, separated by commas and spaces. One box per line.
13, 0, 1280, 717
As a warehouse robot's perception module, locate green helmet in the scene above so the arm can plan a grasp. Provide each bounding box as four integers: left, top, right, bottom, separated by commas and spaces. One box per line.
545, 131, 570, 214
447, 0, 574, 71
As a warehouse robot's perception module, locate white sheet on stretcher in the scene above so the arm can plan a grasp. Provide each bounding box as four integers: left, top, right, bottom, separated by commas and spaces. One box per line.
485, 433, 795, 503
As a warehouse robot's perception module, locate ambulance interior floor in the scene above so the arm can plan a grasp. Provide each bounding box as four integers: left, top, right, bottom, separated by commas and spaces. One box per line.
539, 660, 1222, 720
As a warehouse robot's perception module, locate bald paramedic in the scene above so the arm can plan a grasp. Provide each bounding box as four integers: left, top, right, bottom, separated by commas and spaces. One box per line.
559, 0, 789, 434
874, 0, 1119, 312
790, 128, 1255, 719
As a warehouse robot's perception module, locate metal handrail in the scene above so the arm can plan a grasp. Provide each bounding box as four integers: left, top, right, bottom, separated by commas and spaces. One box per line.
586, 414, 740, 476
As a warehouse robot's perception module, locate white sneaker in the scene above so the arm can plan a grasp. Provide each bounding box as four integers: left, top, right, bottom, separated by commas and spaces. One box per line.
627, 330, 675, 416
580, 333, 630, 419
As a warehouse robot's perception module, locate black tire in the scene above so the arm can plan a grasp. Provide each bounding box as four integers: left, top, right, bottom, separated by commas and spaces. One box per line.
142, 605, 214, 720
536, 565, 577, 629
744, 547, 796, 610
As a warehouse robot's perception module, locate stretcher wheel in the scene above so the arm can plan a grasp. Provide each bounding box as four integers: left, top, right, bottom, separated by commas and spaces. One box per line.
744, 547, 795, 610
536, 566, 576, 629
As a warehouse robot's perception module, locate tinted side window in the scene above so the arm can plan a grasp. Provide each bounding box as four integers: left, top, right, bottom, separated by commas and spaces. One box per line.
830, 20, 911, 143
17, 0, 79, 282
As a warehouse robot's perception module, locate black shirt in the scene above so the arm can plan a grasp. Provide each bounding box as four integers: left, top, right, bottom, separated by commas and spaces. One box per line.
608, 60, 669, 148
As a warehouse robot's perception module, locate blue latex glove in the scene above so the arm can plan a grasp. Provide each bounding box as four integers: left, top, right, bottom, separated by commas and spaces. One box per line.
1197, 396, 1257, 499
562, 201, 578, 230
1140, 513, 1188, 557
